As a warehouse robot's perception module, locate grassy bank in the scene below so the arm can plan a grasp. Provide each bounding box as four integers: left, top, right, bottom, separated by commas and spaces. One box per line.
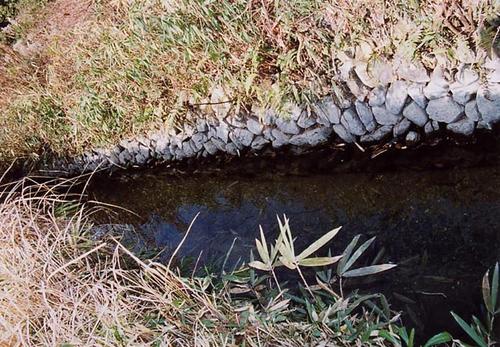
0, 0, 498, 163
0, 177, 498, 346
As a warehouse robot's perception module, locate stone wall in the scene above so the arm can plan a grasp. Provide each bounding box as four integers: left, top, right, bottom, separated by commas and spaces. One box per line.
43, 58, 500, 175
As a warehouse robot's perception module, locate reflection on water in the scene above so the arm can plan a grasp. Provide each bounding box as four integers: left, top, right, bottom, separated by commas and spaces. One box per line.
90, 164, 500, 338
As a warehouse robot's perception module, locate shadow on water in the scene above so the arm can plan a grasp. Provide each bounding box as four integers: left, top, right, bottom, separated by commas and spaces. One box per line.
89, 142, 500, 339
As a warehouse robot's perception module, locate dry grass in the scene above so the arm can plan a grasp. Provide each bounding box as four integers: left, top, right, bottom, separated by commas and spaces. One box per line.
0, 177, 387, 346
0, 177, 252, 346
0, 0, 498, 161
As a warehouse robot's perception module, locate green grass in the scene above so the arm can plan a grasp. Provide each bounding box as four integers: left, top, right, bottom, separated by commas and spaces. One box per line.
0, 0, 498, 162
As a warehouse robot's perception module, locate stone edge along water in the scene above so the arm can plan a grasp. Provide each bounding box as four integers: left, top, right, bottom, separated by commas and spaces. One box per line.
44, 57, 500, 175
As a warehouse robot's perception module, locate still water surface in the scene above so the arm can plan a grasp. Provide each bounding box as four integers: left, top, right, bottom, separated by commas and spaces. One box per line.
90, 163, 500, 338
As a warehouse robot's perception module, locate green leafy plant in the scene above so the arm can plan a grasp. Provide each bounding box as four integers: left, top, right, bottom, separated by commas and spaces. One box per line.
451, 262, 499, 347
379, 327, 453, 347
336, 234, 397, 296
249, 215, 396, 297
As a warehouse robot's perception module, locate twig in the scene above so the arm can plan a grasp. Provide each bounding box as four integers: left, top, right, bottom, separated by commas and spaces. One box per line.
167, 212, 200, 270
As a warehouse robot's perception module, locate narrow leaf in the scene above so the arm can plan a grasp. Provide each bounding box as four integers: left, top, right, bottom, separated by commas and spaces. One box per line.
492, 262, 499, 311
255, 239, 269, 264
341, 236, 376, 275
259, 226, 270, 262
337, 235, 360, 275
248, 261, 271, 271
298, 226, 342, 260
482, 269, 492, 313
268, 299, 290, 312
278, 256, 296, 270
451, 312, 487, 347
408, 328, 415, 347
423, 332, 452, 347
298, 256, 343, 267
377, 330, 399, 345
342, 264, 397, 278
398, 327, 409, 345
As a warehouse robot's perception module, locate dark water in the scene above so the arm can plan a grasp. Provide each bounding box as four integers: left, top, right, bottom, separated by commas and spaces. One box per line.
90, 161, 500, 339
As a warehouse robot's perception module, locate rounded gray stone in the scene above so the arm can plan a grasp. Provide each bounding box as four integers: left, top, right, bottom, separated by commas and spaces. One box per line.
250, 136, 269, 150
477, 85, 500, 125
216, 122, 230, 143
181, 141, 195, 157
232, 128, 254, 147
368, 85, 387, 107
372, 105, 402, 125
271, 128, 290, 147
464, 100, 480, 122
393, 118, 411, 137
407, 82, 428, 108
426, 96, 464, 123
332, 124, 355, 143
385, 80, 408, 114
360, 125, 393, 143
138, 145, 150, 159
290, 127, 332, 146
246, 117, 264, 135
403, 101, 428, 127
276, 117, 300, 135
191, 133, 207, 152
263, 128, 274, 141
405, 131, 421, 144
424, 67, 449, 99
354, 100, 376, 132
155, 137, 170, 154
341, 108, 367, 136
210, 137, 227, 152
225, 143, 238, 155
424, 121, 436, 134
313, 97, 341, 125
297, 111, 317, 128
450, 68, 479, 105
446, 117, 475, 136
203, 141, 218, 155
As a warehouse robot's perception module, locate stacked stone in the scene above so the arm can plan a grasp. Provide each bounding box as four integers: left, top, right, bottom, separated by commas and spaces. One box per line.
47, 57, 500, 175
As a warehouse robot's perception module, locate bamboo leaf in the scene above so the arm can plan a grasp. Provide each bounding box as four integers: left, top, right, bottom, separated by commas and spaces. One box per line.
423, 332, 452, 347
298, 226, 342, 260
278, 256, 296, 270
342, 264, 397, 278
268, 299, 290, 312
451, 312, 487, 347
255, 238, 269, 264
283, 217, 295, 256
377, 330, 400, 345
271, 227, 284, 261
277, 238, 294, 263
398, 327, 410, 345
482, 269, 492, 313
337, 235, 360, 275
248, 261, 271, 271
298, 256, 343, 267
492, 262, 499, 311
341, 236, 376, 275
260, 226, 270, 261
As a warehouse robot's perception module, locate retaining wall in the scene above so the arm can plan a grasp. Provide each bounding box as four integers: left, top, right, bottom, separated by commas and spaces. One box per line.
42, 57, 500, 175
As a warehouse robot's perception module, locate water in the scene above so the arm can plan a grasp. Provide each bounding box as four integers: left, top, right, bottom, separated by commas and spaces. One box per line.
89, 151, 500, 339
